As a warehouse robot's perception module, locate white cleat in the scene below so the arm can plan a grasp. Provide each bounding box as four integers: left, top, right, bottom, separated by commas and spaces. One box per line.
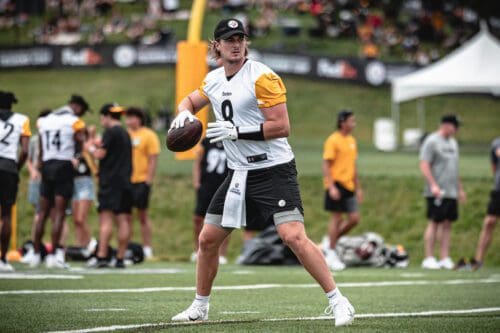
421, 256, 440, 269
29, 253, 41, 268
46, 249, 70, 269
325, 249, 346, 271
20, 248, 35, 264
0, 260, 15, 272
326, 296, 355, 327
438, 257, 454, 270
171, 303, 209, 322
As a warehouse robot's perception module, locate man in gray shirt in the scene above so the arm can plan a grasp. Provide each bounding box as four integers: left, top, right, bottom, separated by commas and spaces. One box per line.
419, 114, 466, 270
467, 137, 500, 269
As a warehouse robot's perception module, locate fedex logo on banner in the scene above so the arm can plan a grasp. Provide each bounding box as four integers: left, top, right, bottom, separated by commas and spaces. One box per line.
61, 48, 103, 66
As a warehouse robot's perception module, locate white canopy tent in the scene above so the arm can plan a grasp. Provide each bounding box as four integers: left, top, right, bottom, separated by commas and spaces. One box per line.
390, 23, 500, 145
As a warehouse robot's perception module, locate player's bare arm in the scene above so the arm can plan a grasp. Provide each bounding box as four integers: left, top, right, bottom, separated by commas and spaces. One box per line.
18, 135, 29, 170
170, 91, 209, 130
323, 159, 340, 200
420, 160, 441, 197
146, 154, 158, 185
260, 102, 290, 140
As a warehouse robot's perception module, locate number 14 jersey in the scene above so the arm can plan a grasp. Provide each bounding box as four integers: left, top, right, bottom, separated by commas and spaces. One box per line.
198, 59, 294, 171
37, 107, 85, 162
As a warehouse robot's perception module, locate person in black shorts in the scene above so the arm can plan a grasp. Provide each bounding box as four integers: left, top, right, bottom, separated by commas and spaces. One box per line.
192, 138, 229, 264
86, 103, 132, 268
0, 91, 30, 272
456, 137, 500, 270
32, 95, 89, 268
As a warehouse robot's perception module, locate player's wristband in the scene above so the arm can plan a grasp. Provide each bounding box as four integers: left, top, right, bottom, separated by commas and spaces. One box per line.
237, 124, 265, 141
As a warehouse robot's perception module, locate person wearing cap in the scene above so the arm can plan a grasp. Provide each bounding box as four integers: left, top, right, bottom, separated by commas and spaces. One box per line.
321, 110, 362, 271
0, 91, 31, 272
31, 95, 87, 269
420, 114, 466, 270
169, 18, 355, 327
124, 107, 160, 259
86, 103, 132, 268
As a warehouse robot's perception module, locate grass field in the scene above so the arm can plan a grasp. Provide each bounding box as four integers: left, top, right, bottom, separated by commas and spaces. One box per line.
0, 262, 499, 332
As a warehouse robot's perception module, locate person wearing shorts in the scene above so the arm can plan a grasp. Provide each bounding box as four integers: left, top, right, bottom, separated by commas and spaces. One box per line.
420, 114, 466, 270
169, 18, 354, 327
32, 94, 89, 269
322, 110, 362, 271
0, 91, 31, 272
87, 103, 132, 268
125, 107, 160, 259
463, 137, 500, 270
192, 137, 229, 264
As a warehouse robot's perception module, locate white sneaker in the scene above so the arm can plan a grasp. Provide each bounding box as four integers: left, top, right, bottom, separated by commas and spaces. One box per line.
325, 249, 346, 271
46, 249, 69, 269
82, 238, 98, 258
0, 260, 14, 272
171, 302, 209, 322
325, 296, 355, 327
29, 253, 41, 268
143, 246, 153, 259
421, 256, 440, 269
219, 256, 228, 265
190, 252, 197, 263
439, 257, 454, 270
20, 248, 35, 264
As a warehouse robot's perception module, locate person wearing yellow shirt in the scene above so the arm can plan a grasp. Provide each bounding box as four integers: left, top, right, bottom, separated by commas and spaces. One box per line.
322, 110, 362, 271
125, 107, 160, 259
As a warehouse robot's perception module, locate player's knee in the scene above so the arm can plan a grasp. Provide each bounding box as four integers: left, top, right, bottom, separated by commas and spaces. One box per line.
281, 231, 305, 248
198, 233, 218, 252
485, 216, 497, 229
349, 215, 360, 226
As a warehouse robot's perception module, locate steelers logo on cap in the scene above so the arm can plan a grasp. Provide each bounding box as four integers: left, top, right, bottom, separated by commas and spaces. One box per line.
228, 20, 238, 28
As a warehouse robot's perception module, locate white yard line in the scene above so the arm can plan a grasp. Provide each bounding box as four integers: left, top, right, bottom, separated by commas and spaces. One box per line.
1, 278, 499, 295
84, 309, 127, 312
0, 274, 83, 280
68, 268, 185, 275
219, 311, 261, 314
44, 307, 500, 333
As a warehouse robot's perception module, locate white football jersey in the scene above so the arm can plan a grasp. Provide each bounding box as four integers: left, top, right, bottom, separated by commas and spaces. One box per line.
37, 108, 85, 162
199, 59, 294, 170
0, 113, 31, 161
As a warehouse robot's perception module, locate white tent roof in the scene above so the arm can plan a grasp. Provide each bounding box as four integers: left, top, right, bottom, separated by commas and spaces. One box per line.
392, 25, 500, 103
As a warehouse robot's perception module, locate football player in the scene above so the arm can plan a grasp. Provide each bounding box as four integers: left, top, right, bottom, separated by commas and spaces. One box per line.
169, 18, 355, 327
0, 91, 31, 272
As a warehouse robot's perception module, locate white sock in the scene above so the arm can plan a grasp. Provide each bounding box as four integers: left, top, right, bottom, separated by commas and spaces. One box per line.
193, 294, 210, 306
326, 287, 342, 301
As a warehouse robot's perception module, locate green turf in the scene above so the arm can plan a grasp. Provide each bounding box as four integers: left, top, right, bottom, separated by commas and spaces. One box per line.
0, 263, 499, 332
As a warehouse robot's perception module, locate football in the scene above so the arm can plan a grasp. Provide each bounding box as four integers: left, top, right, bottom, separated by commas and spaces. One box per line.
166, 118, 203, 152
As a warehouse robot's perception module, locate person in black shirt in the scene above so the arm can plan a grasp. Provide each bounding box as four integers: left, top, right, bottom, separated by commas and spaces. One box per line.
192, 138, 229, 264
86, 103, 132, 268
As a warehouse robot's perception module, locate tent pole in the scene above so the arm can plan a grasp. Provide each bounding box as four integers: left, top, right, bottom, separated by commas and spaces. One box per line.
391, 101, 400, 148
417, 98, 425, 132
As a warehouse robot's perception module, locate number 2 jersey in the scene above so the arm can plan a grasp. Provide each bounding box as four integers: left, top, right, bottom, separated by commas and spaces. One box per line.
198, 59, 294, 171
37, 107, 85, 162
0, 110, 31, 174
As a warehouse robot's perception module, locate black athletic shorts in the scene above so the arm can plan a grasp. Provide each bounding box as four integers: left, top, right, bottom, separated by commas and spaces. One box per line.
195, 185, 218, 217
426, 197, 458, 223
206, 159, 304, 231
40, 160, 74, 200
98, 186, 133, 214
324, 182, 359, 213
0, 170, 19, 210
487, 190, 500, 216
131, 182, 151, 210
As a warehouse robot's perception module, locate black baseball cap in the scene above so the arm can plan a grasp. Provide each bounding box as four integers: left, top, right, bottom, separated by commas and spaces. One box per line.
0, 91, 18, 109
441, 114, 461, 128
214, 18, 247, 40
68, 94, 90, 112
125, 107, 146, 125
100, 103, 125, 115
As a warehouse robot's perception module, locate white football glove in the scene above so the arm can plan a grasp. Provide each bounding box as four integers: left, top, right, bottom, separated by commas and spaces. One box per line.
206, 121, 238, 143
169, 110, 195, 131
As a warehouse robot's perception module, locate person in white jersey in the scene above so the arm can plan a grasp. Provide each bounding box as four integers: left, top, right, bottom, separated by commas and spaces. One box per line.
169, 18, 355, 327
0, 91, 31, 272
30, 95, 89, 268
